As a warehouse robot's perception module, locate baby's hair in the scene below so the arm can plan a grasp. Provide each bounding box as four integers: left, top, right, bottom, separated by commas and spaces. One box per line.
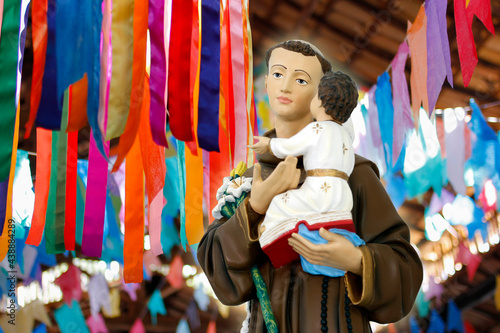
318, 71, 358, 123
265, 40, 332, 74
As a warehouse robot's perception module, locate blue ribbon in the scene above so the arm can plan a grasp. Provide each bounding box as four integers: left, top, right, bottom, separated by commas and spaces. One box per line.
36, 0, 61, 130
56, 2, 92, 108
88, 0, 105, 156
197, 0, 220, 152
375, 72, 394, 172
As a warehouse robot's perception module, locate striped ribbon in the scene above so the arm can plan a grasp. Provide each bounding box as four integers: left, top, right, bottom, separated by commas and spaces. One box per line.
197, 0, 220, 152
106, 0, 134, 140
148, 0, 169, 147
124, 134, 145, 283
168, 0, 194, 142
24, 0, 48, 139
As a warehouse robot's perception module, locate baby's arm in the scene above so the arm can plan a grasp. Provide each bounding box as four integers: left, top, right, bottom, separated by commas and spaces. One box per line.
248, 136, 271, 154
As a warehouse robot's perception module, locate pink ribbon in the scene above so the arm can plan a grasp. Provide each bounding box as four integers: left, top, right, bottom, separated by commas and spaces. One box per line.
81, 131, 109, 257
228, 0, 247, 165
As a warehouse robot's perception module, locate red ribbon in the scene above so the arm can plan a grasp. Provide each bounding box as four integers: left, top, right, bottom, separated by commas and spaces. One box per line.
167, 0, 194, 142
24, 0, 48, 139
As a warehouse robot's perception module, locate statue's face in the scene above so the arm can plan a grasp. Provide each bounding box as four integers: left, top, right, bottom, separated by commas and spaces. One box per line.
265, 48, 323, 122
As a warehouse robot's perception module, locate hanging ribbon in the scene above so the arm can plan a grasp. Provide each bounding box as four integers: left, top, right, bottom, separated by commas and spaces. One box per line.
56, 2, 92, 114
177, 142, 188, 248
25, 0, 48, 139
25, 129, 52, 246
375, 72, 394, 172
219, 1, 230, 139
35, 0, 62, 130
197, 0, 220, 152
81, 132, 109, 257
209, 121, 231, 214
88, 0, 105, 155
228, 0, 247, 166
390, 41, 412, 167
138, 77, 165, 256
46, 90, 72, 254
184, 147, 204, 245
148, 0, 169, 147
106, 0, 134, 140
425, 0, 453, 115
407, 5, 429, 124
98, 0, 112, 140
67, 74, 89, 132
111, 0, 149, 171
185, 0, 200, 156
242, 0, 254, 168
65, 88, 78, 250
0, 107, 19, 262
0, 0, 22, 181
124, 134, 145, 283
168, 0, 194, 142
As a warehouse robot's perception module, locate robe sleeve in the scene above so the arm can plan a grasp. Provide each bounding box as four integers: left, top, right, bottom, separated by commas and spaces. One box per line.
197, 198, 265, 305
270, 123, 316, 158
344, 159, 423, 323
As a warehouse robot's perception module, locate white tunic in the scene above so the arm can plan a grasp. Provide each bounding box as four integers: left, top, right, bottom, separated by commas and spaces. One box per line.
260, 120, 355, 246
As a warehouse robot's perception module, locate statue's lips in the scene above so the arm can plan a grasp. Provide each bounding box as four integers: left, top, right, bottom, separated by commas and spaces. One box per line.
277, 96, 292, 104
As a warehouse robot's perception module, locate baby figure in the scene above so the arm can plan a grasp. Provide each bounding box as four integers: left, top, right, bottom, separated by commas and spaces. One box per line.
250, 71, 364, 276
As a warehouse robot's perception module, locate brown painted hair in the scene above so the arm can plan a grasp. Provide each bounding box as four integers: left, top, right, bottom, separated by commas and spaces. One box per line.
318, 71, 358, 123
265, 40, 332, 74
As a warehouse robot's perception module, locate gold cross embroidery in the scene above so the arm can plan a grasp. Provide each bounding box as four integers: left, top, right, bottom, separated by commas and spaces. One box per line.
312, 123, 323, 134
320, 182, 331, 193
343, 143, 348, 155
282, 193, 290, 203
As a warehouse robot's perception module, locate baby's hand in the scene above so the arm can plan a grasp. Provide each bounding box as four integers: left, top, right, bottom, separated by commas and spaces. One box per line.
248, 136, 271, 154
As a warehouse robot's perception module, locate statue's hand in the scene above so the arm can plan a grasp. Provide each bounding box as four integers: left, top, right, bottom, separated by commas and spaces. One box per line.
248, 136, 271, 154
288, 228, 363, 275
249, 155, 300, 215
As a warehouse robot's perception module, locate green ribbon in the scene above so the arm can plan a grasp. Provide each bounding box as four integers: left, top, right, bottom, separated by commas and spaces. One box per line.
0, 0, 21, 182
251, 265, 279, 332
45, 89, 70, 254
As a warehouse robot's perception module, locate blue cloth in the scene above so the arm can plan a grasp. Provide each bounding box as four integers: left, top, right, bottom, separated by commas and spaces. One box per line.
297, 224, 365, 277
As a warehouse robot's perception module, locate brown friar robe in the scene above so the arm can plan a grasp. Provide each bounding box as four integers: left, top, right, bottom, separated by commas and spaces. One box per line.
198, 130, 423, 332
